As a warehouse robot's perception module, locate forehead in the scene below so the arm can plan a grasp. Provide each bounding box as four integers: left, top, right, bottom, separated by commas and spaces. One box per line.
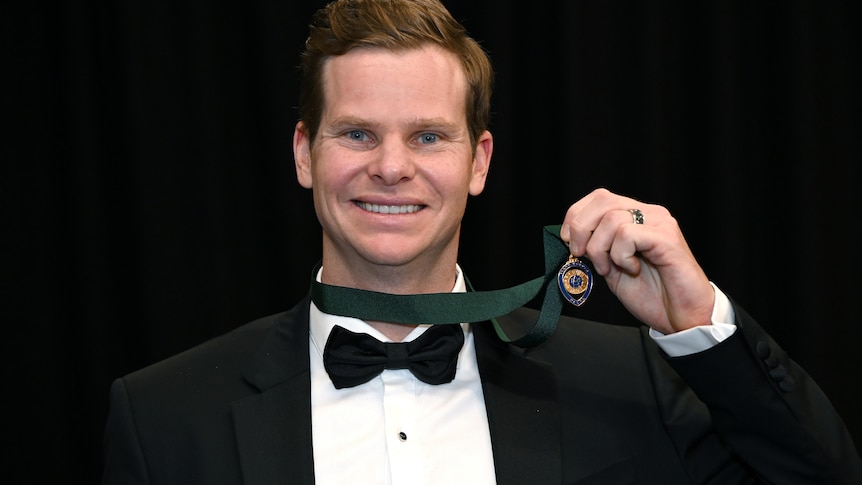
320, 44, 469, 122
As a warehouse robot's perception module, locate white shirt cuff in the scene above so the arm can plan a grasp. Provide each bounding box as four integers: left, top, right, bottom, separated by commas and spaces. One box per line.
649, 282, 737, 357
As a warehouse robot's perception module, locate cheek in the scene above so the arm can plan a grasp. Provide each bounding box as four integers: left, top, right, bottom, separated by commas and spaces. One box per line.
422, 150, 472, 184
435, 163, 475, 195
427, 173, 472, 211
311, 156, 359, 195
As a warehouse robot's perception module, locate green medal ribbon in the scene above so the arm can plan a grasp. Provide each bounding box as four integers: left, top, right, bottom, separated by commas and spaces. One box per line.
310, 225, 578, 347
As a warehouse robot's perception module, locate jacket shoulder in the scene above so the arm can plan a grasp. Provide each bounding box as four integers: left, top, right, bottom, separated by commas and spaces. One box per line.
118, 298, 309, 404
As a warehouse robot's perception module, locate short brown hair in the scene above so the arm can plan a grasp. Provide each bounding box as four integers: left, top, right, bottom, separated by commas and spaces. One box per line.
298, 0, 494, 148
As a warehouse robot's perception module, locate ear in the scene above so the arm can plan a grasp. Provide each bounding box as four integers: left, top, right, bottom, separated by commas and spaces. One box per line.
468, 130, 493, 196
293, 121, 313, 189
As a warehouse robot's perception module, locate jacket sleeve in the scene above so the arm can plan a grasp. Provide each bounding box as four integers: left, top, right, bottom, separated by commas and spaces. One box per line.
102, 378, 151, 485
658, 302, 862, 484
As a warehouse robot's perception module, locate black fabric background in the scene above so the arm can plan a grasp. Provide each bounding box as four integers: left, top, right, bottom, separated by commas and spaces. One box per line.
5, 0, 860, 482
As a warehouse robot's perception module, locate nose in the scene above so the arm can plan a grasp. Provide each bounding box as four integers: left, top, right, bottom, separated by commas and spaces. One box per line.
368, 141, 415, 185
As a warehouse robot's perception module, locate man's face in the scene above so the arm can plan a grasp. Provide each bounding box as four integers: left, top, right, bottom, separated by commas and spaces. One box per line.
293, 44, 492, 286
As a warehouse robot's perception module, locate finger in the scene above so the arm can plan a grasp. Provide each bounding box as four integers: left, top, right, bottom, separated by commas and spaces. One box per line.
584, 209, 640, 274
560, 196, 597, 254
562, 188, 638, 255
607, 223, 643, 275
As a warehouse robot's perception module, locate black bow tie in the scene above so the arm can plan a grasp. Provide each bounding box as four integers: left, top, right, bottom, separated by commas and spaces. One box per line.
322, 324, 465, 389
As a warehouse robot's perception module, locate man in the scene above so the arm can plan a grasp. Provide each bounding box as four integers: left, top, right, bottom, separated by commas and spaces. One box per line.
102, 0, 862, 483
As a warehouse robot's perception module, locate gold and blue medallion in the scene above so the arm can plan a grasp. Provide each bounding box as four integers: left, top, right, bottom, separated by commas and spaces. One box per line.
557, 256, 593, 307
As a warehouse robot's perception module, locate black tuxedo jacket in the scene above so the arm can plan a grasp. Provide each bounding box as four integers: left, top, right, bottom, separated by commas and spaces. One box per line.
103, 295, 862, 484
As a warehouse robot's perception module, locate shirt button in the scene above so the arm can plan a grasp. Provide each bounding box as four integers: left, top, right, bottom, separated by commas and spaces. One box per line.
398, 431, 407, 441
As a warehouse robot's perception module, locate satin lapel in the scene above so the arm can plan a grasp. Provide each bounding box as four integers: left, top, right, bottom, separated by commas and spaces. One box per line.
232, 295, 315, 485
474, 315, 562, 485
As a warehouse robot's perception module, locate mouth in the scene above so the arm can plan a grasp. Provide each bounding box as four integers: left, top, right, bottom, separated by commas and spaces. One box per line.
355, 201, 425, 214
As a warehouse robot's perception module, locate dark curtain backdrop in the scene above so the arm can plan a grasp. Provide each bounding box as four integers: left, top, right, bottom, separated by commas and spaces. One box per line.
5, 0, 860, 482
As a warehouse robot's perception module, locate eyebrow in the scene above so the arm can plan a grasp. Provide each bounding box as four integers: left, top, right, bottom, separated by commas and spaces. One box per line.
328, 116, 461, 132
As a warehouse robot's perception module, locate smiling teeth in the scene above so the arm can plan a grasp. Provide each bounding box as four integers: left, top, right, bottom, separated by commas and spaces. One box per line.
357, 202, 423, 214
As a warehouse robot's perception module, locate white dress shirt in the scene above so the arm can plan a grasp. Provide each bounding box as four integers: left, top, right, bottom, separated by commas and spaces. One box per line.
308, 267, 736, 484
309, 266, 497, 485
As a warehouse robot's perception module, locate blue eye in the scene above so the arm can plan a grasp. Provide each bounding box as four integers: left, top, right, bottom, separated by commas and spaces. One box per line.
347, 130, 368, 141
418, 133, 438, 144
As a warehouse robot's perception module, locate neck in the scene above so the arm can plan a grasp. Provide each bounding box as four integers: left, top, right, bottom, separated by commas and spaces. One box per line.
320, 252, 458, 295
369, 321, 419, 342
319, 250, 459, 342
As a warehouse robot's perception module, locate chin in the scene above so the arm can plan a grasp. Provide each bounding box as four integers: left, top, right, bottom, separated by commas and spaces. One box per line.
360, 247, 421, 267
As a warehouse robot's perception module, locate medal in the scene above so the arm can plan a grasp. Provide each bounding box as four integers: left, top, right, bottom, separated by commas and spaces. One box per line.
557, 256, 593, 307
